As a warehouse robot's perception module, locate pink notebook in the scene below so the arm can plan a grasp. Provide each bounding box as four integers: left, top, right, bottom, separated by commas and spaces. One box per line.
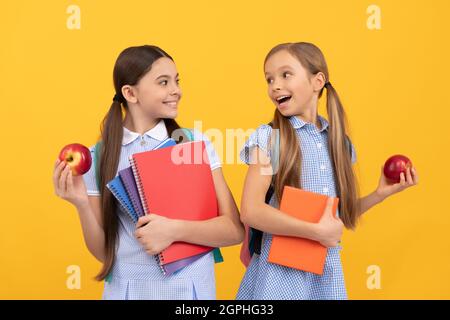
129, 141, 218, 265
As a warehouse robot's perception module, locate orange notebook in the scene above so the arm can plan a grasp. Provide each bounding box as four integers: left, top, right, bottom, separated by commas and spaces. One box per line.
268, 186, 339, 275
129, 141, 217, 265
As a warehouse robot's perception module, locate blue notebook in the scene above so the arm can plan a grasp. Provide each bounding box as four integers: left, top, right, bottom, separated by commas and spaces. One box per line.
154, 137, 177, 149
107, 176, 139, 223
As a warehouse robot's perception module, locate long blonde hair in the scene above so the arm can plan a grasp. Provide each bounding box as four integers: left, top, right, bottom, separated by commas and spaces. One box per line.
265, 42, 360, 229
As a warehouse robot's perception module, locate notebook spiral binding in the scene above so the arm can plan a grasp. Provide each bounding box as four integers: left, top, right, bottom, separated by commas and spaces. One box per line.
129, 156, 150, 216
106, 183, 135, 222
155, 255, 167, 275
121, 176, 142, 216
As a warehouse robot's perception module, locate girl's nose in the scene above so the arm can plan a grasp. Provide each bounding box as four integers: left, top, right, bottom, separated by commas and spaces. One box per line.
170, 84, 181, 96
171, 87, 182, 98
272, 85, 282, 92
271, 79, 282, 91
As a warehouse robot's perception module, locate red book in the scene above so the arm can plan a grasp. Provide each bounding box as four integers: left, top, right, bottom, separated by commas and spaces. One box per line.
130, 141, 217, 265
268, 186, 339, 275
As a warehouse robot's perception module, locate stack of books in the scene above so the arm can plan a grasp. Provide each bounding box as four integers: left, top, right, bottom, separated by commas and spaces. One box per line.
106, 139, 219, 275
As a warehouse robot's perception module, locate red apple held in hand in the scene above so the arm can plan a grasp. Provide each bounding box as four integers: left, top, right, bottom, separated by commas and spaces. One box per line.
58, 143, 92, 176
383, 154, 412, 183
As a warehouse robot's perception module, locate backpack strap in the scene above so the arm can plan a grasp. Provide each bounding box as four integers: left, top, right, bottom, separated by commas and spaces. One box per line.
93, 141, 102, 192
181, 128, 194, 142
345, 135, 353, 160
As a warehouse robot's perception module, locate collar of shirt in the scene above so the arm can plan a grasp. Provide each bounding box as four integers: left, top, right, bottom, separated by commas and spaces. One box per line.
122, 119, 169, 146
288, 114, 329, 132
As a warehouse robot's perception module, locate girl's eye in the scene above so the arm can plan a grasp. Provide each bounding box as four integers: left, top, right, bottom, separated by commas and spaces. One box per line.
176, 79, 180, 85
266, 78, 273, 84
283, 72, 291, 78
160, 80, 168, 86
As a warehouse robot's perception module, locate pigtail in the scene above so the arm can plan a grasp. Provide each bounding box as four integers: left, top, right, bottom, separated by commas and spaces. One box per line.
271, 109, 302, 204
325, 83, 360, 229
95, 100, 123, 281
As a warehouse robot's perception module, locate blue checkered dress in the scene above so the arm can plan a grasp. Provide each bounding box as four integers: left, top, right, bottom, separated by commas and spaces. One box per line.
83, 121, 221, 300
236, 115, 356, 300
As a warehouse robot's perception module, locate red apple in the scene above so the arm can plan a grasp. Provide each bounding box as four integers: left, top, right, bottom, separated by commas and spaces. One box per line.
383, 154, 412, 183
58, 143, 92, 176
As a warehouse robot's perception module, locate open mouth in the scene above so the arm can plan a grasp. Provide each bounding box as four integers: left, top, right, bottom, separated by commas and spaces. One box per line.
275, 95, 292, 105
163, 101, 178, 107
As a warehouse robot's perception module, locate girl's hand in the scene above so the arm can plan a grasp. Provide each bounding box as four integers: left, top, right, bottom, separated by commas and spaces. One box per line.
135, 214, 179, 255
375, 166, 419, 201
53, 159, 89, 209
314, 197, 344, 248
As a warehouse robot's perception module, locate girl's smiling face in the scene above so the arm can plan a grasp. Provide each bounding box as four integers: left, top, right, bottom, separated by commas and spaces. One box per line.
264, 50, 321, 117
128, 57, 182, 119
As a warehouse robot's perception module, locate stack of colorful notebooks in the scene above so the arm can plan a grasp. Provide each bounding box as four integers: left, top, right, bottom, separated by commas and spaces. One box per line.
106, 138, 219, 275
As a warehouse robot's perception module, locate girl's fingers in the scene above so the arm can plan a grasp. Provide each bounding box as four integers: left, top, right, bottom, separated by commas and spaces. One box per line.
324, 197, 334, 216
136, 217, 146, 229
56, 162, 66, 192
64, 166, 73, 193
59, 165, 70, 194
54, 158, 61, 170
399, 172, 406, 187
66, 170, 74, 194
411, 167, 419, 184
53, 161, 66, 186
406, 168, 414, 185
58, 165, 66, 193
136, 215, 153, 228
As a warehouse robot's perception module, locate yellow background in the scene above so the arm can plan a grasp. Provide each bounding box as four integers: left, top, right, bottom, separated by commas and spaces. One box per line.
1, 0, 449, 299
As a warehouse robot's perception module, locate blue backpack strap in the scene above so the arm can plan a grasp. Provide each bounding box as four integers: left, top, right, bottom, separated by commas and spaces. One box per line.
181, 128, 224, 264
93, 141, 102, 192
212, 247, 224, 263
181, 127, 194, 142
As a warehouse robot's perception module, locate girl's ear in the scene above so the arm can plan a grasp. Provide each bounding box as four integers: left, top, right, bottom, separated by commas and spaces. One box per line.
122, 85, 138, 104
313, 72, 326, 92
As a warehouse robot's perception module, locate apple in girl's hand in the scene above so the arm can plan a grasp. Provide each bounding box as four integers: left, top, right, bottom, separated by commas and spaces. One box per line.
383, 155, 412, 183
58, 143, 92, 176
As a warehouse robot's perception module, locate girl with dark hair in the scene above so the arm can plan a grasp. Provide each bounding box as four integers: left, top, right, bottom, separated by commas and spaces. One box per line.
53, 45, 244, 300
